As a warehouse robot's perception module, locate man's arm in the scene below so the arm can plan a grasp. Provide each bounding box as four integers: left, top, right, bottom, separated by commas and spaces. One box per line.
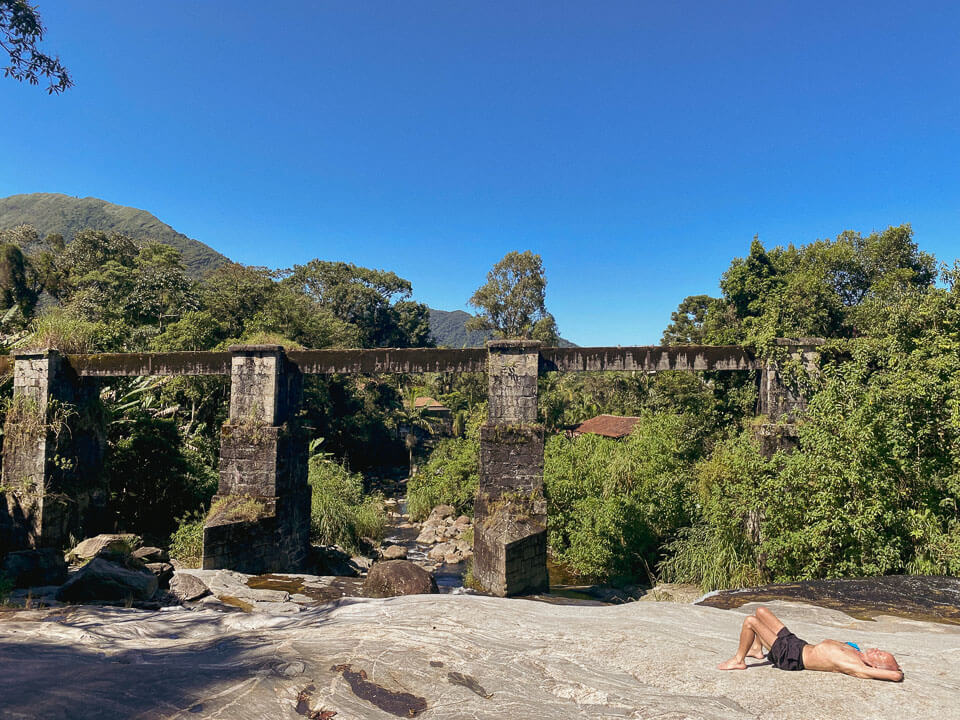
844, 662, 903, 682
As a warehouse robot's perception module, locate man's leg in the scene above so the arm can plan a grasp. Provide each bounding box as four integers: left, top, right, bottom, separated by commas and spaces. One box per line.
718, 613, 781, 670
747, 606, 784, 658
753, 606, 787, 643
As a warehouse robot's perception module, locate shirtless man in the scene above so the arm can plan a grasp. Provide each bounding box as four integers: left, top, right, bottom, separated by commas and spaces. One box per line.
717, 606, 903, 682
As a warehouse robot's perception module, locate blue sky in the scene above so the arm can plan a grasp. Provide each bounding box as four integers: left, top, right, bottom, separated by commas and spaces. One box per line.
2, 1, 958, 345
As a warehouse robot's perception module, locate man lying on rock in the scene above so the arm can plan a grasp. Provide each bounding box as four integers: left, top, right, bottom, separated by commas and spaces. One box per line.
718, 606, 903, 681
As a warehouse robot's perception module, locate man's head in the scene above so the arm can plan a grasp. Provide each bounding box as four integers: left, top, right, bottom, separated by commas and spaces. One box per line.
862, 648, 900, 671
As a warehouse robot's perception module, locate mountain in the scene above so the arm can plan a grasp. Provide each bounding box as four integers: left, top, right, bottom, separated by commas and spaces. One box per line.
0, 193, 227, 278
429, 308, 577, 348
1, 193, 576, 347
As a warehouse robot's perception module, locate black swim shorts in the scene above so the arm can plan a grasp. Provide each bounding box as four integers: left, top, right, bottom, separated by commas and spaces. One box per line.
769, 626, 808, 671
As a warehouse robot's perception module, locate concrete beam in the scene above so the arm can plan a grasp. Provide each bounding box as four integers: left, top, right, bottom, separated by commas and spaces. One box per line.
286, 348, 488, 374
67, 352, 232, 377
539, 346, 759, 373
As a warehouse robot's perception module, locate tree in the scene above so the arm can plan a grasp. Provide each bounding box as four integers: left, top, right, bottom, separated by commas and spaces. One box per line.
198, 262, 278, 340
467, 250, 559, 342
126, 242, 196, 329
1, 1, 71, 93
661, 294, 727, 345
0, 241, 36, 317
282, 260, 432, 347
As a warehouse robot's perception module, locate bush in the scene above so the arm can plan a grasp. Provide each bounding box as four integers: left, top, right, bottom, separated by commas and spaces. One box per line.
407, 437, 479, 521
309, 457, 385, 553
544, 413, 702, 580
105, 414, 218, 545
169, 512, 205, 568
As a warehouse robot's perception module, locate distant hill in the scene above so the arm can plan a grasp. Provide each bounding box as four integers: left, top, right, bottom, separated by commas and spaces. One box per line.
1, 194, 575, 346
429, 308, 577, 348
0, 193, 228, 278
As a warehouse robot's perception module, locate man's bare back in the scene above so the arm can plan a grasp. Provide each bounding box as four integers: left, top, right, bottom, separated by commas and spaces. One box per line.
718, 606, 903, 682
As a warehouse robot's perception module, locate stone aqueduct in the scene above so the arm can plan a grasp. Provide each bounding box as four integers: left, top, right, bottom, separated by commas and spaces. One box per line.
0, 341, 814, 596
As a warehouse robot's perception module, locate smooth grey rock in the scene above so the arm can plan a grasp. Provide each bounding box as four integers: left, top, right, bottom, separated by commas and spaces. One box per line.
175, 570, 289, 603
145, 562, 174, 588
381, 545, 408, 560
169, 572, 210, 602
1, 549, 67, 588
0, 597, 955, 720
641, 582, 703, 603
415, 527, 438, 544
55, 557, 158, 602
310, 545, 361, 577
363, 560, 438, 598
66, 534, 140, 563
431, 504, 456, 519
428, 541, 455, 561
132, 546, 169, 563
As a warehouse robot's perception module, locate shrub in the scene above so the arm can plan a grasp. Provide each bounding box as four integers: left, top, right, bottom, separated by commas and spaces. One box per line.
309, 457, 385, 554
169, 512, 205, 568
544, 413, 702, 581
658, 433, 770, 591
407, 437, 479, 521
105, 414, 218, 545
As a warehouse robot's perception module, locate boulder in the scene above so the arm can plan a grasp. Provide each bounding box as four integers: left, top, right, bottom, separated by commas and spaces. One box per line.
362, 560, 438, 598
428, 541, 455, 561
66, 534, 140, 563
55, 557, 158, 602
145, 562, 174, 588
380, 545, 408, 560
1, 549, 68, 588
415, 527, 438, 544
311, 545, 361, 577
453, 515, 471, 528
168, 572, 210, 602
132, 546, 169, 563
430, 504, 456, 520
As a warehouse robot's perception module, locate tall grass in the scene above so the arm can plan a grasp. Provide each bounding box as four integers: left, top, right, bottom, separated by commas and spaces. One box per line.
19, 309, 101, 353
309, 457, 385, 553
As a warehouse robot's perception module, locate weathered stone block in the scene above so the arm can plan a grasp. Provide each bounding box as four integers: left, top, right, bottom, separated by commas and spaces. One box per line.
0, 350, 106, 551
203, 345, 309, 574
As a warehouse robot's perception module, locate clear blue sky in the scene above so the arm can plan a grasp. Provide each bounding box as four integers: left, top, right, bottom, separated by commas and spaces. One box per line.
2, 1, 958, 345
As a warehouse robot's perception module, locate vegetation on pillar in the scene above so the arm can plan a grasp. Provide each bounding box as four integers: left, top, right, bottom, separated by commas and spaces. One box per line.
467, 250, 559, 343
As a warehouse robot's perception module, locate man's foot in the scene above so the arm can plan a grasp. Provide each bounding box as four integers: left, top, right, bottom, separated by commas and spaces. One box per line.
747, 649, 765, 659
717, 658, 748, 670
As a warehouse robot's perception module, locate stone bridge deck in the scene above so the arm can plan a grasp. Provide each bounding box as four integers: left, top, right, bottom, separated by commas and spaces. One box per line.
0, 344, 760, 378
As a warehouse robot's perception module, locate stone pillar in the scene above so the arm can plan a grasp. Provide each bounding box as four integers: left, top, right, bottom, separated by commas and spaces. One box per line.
755, 339, 822, 456
473, 340, 548, 596
202, 346, 310, 573
1, 350, 105, 550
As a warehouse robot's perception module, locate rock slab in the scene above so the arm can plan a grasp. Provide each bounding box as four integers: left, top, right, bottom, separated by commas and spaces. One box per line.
0, 596, 956, 720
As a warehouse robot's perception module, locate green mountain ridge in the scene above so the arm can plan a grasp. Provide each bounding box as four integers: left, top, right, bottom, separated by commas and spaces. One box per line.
0, 193, 228, 278
0, 192, 576, 347
428, 308, 577, 347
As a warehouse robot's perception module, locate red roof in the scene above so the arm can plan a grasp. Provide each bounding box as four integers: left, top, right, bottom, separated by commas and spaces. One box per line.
414, 396, 447, 410
572, 414, 641, 439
